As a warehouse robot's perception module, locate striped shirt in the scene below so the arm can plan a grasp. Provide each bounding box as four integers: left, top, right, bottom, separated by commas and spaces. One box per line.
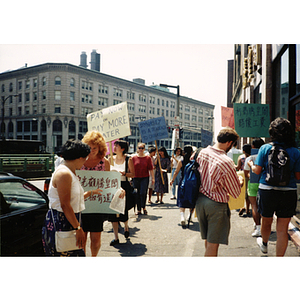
196, 146, 241, 203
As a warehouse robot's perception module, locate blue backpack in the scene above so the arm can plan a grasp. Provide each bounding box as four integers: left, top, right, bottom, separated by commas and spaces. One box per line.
177, 149, 201, 208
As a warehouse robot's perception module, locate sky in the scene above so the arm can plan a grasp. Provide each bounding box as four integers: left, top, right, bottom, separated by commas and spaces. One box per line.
0, 44, 233, 138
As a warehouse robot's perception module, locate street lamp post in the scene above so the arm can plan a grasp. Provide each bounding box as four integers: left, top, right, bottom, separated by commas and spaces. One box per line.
1, 94, 18, 140
159, 84, 180, 146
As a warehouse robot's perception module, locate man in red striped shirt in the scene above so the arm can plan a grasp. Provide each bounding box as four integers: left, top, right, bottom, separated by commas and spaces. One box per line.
195, 127, 243, 256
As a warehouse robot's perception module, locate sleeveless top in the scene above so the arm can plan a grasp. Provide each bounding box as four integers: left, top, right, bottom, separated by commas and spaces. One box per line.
81, 158, 106, 171
48, 164, 85, 213
111, 158, 126, 181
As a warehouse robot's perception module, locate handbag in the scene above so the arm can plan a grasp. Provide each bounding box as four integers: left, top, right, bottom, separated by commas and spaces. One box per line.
50, 208, 80, 252
124, 155, 136, 210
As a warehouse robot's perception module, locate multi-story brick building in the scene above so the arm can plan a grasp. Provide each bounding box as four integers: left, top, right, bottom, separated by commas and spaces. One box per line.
0, 53, 214, 153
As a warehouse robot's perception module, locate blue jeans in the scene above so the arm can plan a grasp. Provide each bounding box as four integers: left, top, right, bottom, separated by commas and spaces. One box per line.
171, 168, 181, 197
133, 177, 149, 211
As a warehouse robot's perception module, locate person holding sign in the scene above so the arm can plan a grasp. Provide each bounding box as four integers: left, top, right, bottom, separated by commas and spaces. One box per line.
81, 131, 110, 257
42, 139, 102, 256
132, 143, 154, 215
154, 147, 171, 204
108, 140, 135, 246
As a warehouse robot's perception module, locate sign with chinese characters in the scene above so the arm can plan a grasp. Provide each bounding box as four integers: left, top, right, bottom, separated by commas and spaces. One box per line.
221, 106, 234, 129
233, 103, 270, 137
87, 102, 131, 142
138, 116, 169, 143
201, 128, 213, 148
76, 170, 121, 214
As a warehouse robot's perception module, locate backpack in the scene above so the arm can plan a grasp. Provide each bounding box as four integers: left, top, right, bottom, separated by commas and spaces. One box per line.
265, 143, 291, 186
177, 148, 201, 208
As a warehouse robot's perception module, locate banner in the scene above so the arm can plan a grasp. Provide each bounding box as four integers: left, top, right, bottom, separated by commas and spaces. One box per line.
201, 128, 213, 148
221, 106, 234, 128
76, 170, 121, 214
87, 102, 131, 142
233, 103, 270, 137
138, 116, 168, 143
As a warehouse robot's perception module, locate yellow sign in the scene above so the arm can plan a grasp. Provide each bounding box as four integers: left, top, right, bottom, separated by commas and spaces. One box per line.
228, 171, 246, 210
87, 102, 131, 142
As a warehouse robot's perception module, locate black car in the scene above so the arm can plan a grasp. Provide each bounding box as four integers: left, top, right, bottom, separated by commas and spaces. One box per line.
0, 172, 49, 256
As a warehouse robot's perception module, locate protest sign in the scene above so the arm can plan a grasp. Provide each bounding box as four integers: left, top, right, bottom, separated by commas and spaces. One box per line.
138, 116, 168, 143
201, 128, 213, 148
76, 170, 121, 214
221, 106, 234, 128
87, 102, 131, 142
233, 103, 270, 137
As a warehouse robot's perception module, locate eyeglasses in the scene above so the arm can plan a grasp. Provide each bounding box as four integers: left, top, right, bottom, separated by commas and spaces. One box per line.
138, 147, 145, 150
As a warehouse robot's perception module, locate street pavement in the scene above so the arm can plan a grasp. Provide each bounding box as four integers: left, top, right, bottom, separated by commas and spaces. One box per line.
29, 178, 300, 257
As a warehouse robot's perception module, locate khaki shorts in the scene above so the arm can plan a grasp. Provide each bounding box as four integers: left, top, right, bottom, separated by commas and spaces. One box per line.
195, 193, 231, 245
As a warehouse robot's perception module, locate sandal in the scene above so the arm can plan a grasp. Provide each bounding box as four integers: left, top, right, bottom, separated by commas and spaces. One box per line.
143, 209, 148, 215
135, 211, 142, 215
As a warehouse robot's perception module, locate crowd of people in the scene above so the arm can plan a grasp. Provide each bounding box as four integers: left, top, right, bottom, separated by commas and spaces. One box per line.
42, 117, 300, 257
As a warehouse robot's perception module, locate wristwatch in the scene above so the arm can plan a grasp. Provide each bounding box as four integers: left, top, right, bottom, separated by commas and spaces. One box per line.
74, 225, 81, 230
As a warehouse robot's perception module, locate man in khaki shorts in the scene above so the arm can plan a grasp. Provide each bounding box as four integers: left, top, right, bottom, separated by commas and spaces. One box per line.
194, 128, 243, 256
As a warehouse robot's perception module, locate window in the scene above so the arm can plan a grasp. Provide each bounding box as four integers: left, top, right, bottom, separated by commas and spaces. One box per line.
99, 84, 108, 94
185, 105, 190, 112
127, 91, 135, 100
81, 107, 92, 116
33, 106, 37, 114
139, 105, 146, 113
25, 93, 30, 102
18, 107, 22, 116
128, 103, 135, 111
55, 76, 61, 85
33, 79, 37, 88
157, 108, 160, 115
179, 104, 183, 111
113, 88, 123, 97
166, 100, 169, 108
18, 81, 22, 90
42, 77, 46, 86
18, 94, 22, 103
42, 91, 46, 100
42, 104, 46, 114
26, 80, 30, 89
2, 84, 5, 92
70, 106, 75, 114
162, 99, 164, 106
33, 92, 37, 101
79, 121, 87, 133
55, 105, 61, 113
70, 91, 75, 101
9, 83, 13, 92
199, 108, 203, 114
150, 96, 155, 104
157, 98, 160, 105
70, 78, 75, 87
192, 107, 197, 113
82, 81, 93, 91
82, 94, 93, 104
170, 101, 175, 109
113, 99, 122, 105
98, 97, 108, 106
55, 91, 61, 100
185, 114, 190, 121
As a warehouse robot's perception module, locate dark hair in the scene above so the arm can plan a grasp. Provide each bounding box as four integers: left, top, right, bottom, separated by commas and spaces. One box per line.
269, 117, 295, 147
60, 139, 90, 160
114, 139, 129, 154
217, 127, 239, 144
252, 138, 265, 149
174, 147, 182, 155
183, 145, 193, 165
242, 144, 251, 155
149, 147, 156, 154
158, 147, 170, 159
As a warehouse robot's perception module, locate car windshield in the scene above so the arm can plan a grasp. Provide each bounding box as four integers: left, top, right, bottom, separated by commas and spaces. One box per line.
0, 181, 46, 215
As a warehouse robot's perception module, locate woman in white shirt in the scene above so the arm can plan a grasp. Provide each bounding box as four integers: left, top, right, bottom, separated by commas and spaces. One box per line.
42, 139, 102, 256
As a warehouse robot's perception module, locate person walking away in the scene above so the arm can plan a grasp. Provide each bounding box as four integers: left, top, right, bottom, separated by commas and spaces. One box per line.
236, 144, 251, 216
81, 131, 110, 257
170, 145, 194, 228
244, 138, 265, 237
147, 147, 156, 204
154, 147, 171, 204
195, 127, 243, 256
249, 118, 300, 256
108, 140, 135, 246
132, 143, 155, 215
170, 147, 183, 200
42, 139, 102, 256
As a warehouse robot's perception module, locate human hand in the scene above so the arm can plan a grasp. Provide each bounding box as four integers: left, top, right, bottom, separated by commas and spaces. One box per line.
76, 228, 86, 249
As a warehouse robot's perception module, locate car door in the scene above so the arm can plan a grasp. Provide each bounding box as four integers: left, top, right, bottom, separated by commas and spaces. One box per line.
0, 178, 48, 256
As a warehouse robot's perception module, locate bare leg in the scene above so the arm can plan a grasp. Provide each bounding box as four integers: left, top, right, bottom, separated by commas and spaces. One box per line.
249, 196, 261, 225
276, 217, 291, 257
90, 232, 101, 257
112, 222, 119, 240
204, 240, 219, 257
261, 216, 273, 244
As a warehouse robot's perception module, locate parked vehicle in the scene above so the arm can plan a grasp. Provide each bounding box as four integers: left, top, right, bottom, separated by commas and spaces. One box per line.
0, 172, 49, 256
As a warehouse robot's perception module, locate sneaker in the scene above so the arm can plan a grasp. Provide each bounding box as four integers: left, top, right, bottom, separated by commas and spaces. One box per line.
252, 227, 261, 237
181, 220, 186, 228
257, 237, 267, 254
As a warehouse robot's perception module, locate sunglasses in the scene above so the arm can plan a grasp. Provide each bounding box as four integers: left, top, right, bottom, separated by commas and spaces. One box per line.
138, 147, 145, 149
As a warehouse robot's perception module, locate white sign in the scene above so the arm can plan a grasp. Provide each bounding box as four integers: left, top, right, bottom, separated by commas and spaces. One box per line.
87, 102, 131, 142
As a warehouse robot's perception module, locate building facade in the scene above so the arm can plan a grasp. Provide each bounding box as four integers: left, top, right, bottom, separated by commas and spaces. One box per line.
230, 44, 300, 146
0, 61, 214, 153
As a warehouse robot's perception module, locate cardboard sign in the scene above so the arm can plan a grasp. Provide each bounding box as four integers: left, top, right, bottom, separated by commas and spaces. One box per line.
87, 102, 131, 142
138, 116, 168, 143
233, 103, 270, 137
221, 106, 234, 129
201, 128, 213, 148
228, 171, 245, 210
76, 170, 121, 214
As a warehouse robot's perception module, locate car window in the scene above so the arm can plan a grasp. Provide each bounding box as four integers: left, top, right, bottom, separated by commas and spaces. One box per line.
0, 181, 46, 215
